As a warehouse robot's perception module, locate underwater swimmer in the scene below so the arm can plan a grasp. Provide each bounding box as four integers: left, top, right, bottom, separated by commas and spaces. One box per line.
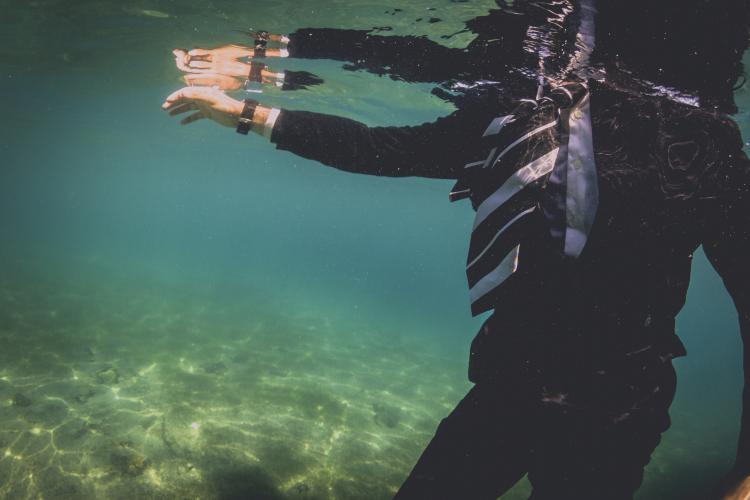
163, 1, 750, 499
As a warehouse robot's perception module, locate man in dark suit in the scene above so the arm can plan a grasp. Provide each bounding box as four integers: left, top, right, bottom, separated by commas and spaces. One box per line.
163, 1, 750, 498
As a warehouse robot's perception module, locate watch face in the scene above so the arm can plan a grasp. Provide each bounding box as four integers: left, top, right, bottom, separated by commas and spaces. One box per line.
236, 117, 252, 135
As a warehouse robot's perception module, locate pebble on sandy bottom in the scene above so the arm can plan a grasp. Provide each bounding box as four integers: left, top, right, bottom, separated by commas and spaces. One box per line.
12, 393, 32, 407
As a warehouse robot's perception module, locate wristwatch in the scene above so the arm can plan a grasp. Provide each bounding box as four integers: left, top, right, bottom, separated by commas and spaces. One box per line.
248, 62, 266, 83
236, 98, 259, 135
254, 31, 268, 58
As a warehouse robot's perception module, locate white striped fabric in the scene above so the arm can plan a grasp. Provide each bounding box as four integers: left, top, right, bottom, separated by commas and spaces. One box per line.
469, 244, 522, 305
473, 147, 560, 230
457, 0, 600, 316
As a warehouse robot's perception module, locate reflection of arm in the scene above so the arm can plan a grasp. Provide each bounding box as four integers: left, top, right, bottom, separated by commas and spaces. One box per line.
267, 104, 490, 179
701, 125, 750, 479
287, 28, 465, 83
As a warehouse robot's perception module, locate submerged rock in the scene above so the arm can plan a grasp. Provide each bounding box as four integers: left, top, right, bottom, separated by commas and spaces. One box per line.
267, 366, 289, 378
25, 399, 69, 426
201, 361, 228, 375
231, 352, 251, 364
96, 367, 119, 385
209, 464, 285, 500
372, 402, 401, 428
110, 450, 149, 476
0, 379, 10, 396
12, 392, 32, 407
291, 482, 310, 495
74, 389, 96, 404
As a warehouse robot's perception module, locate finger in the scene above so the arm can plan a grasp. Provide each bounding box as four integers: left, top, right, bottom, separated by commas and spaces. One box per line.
187, 60, 212, 69
188, 54, 211, 62
162, 91, 185, 109
178, 64, 212, 74
188, 48, 210, 56
175, 60, 190, 72
188, 48, 212, 59
173, 48, 187, 58
174, 52, 196, 73
162, 87, 197, 109
180, 111, 205, 125
163, 86, 222, 109
168, 103, 197, 116
163, 86, 204, 105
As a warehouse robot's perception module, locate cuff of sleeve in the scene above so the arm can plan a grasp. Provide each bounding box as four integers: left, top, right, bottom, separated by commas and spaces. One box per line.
274, 72, 286, 88
268, 109, 291, 144
285, 32, 302, 57
264, 108, 281, 140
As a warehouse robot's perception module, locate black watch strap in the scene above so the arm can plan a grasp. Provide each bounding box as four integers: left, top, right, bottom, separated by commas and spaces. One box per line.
254, 33, 268, 59
248, 62, 266, 83
236, 98, 259, 135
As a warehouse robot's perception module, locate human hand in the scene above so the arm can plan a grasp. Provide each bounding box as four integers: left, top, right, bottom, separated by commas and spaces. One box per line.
723, 475, 750, 500
173, 41, 286, 74
173, 47, 252, 77
161, 86, 244, 127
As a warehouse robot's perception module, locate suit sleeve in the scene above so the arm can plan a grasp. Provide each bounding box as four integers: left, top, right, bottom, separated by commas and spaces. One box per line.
701, 121, 750, 476
269, 104, 491, 179
286, 28, 465, 83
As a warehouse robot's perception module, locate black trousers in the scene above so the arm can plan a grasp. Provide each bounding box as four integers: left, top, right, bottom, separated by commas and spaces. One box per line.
394, 355, 677, 500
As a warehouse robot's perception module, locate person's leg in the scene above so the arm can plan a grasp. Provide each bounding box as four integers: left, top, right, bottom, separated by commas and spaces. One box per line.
527, 357, 678, 500
395, 384, 533, 500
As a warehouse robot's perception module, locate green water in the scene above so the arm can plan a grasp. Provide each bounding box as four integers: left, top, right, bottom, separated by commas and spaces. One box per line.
0, 1, 749, 498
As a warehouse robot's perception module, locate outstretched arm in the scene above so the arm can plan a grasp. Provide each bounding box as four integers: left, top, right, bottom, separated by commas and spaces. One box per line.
176, 28, 465, 84
285, 28, 465, 83
173, 48, 323, 91
269, 104, 492, 178
161, 86, 492, 179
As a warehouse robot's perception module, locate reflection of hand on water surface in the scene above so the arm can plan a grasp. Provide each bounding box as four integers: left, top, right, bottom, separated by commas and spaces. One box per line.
173, 47, 252, 76
173, 47, 291, 90
172, 42, 287, 73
